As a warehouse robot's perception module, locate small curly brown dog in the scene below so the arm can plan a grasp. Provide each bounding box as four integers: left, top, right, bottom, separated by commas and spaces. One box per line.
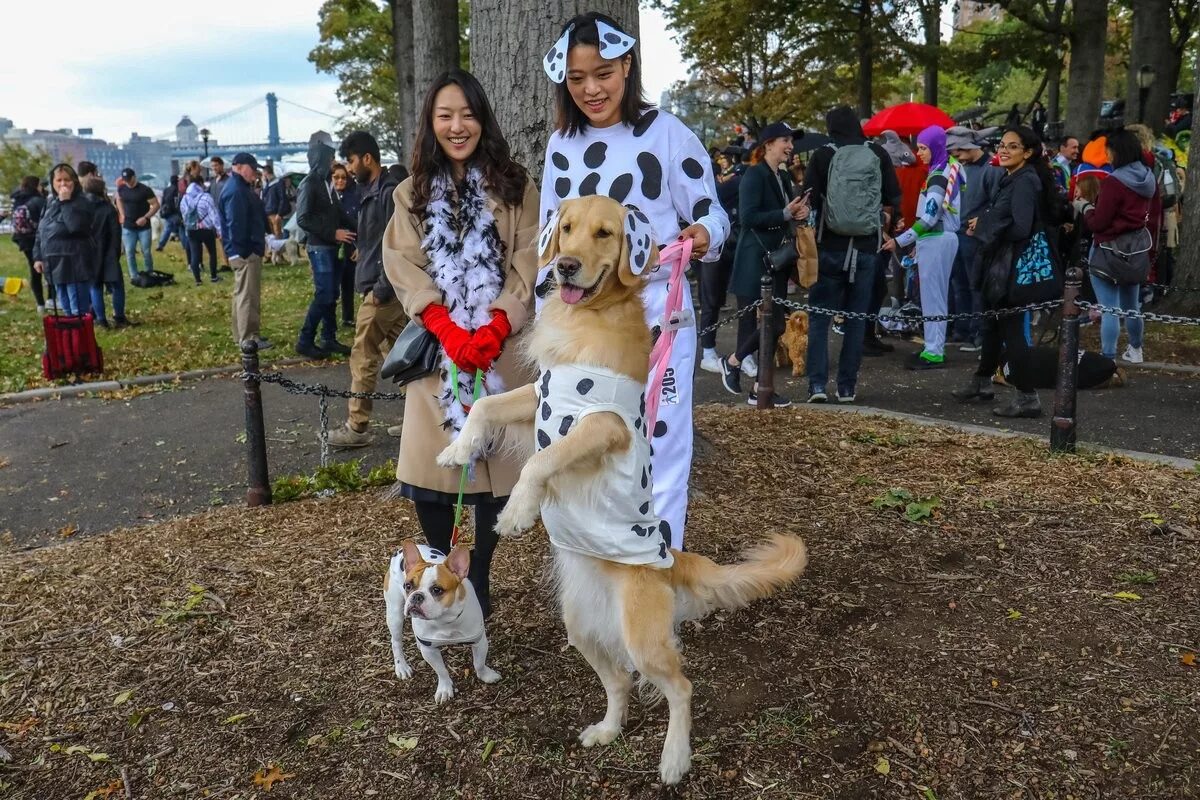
774, 311, 809, 377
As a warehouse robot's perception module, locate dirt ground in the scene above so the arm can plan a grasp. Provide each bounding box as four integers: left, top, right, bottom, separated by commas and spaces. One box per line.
2, 407, 1198, 799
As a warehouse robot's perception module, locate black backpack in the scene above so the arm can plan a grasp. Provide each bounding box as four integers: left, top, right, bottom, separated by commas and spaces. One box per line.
130, 269, 177, 288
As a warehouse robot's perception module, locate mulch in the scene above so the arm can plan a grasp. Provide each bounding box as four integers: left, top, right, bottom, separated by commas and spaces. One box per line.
2, 405, 1198, 799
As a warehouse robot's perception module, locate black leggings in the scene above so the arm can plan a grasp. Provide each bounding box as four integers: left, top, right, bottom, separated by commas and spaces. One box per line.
188, 229, 218, 281
338, 251, 355, 323
413, 498, 503, 616
699, 246, 734, 349
977, 313, 1033, 392
733, 270, 788, 362
22, 246, 47, 307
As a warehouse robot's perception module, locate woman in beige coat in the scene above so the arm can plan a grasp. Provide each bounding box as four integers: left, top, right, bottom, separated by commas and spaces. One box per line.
383, 69, 540, 616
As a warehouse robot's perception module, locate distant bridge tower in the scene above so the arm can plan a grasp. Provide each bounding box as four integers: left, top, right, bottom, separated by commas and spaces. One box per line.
266, 93, 282, 163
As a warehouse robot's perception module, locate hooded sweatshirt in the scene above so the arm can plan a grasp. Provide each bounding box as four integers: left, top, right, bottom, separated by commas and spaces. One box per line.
802, 106, 902, 251
296, 137, 352, 248
1084, 160, 1159, 245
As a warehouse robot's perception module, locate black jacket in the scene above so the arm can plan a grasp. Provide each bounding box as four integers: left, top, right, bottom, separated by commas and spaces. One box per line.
296, 139, 353, 248
86, 191, 123, 284
10, 188, 46, 250
973, 164, 1047, 307
353, 169, 401, 301
159, 182, 181, 220
802, 106, 902, 252
729, 161, 794, 298
263, 179, 291, 217
32, 194, 97, 285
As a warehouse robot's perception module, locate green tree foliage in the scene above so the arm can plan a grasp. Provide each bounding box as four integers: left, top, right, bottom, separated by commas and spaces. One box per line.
0, 142, 53, 196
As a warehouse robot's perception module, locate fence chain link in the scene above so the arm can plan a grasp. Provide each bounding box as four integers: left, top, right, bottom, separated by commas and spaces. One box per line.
1148, 282, 1200, 293
1076, 300, 1200, 326
239, 370, 409, 402
773, 297, 1065, 324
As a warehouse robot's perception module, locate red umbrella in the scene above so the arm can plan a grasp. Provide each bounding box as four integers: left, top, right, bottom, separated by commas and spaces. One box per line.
863, 103, 955, 138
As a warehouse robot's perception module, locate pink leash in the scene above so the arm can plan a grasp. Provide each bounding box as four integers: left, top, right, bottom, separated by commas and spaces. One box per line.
644, 238, 692, 438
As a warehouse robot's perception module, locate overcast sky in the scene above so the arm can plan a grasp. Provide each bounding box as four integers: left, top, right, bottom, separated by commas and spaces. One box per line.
0, 2, 688, 145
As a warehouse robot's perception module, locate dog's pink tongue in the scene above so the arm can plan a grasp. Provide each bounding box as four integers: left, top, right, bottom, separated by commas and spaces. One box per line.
560, 284, 585, 305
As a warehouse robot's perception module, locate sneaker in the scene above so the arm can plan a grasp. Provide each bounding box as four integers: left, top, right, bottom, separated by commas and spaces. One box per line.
219, 264, 233, 273
387, 424, 404, 438
959, 339, 982, 353
837, 389, 856, 403
246, 336, 273, 352
700, 352, 722, 374
113, 316, 138, 329
295, 341, 331, 360
37, 305, 45, 315
320, 340, 352, 356
747, 391, 792, 408
342, 319, 355, 328
327, 424, 372, 448
832, 324, 845, 337
211, 275, 222, 283
807, 389, 828, 404
718, 358, 742, 395
95, 318, 111, 329
741, 354, 758, 379
195, 280, 202, 286
1121, 345, 1144, 364
906, 352, 945, 370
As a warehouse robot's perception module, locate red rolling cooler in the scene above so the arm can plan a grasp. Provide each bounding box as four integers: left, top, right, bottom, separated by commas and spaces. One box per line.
42, 313, 104, 379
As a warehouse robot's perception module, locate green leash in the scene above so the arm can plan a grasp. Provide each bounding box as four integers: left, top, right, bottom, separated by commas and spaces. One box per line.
449, 363, 484, 547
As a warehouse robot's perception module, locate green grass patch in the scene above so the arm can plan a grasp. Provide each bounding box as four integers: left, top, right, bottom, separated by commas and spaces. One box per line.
0, 240, 320, 394
271, 458, 396, 503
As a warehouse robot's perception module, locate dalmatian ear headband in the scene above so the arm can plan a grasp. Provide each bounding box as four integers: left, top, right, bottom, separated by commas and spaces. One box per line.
543, 20, 637, 84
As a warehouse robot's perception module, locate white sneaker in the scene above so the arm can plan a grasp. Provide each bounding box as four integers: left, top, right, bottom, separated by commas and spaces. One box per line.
741, 354, 758, 379
700, 353, 722, 374
1121, 345, 1144, 364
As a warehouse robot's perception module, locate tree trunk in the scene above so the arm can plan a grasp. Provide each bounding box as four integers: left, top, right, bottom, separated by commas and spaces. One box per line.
1125, 0, 1173, 132
413, 0, 462, 103
1047, 58, 1062, 126
470, 0, 638, 175
391, 0, 417, 162
1167, 53, 1200, 314
1064, 0, 1109, 140
922, 2, 940, 106
856, 0, 874, 117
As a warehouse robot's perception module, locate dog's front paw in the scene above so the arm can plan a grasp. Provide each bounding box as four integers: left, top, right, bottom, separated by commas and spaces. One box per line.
433, 681, 456, 704
659, 738, 692, 785
495, 483, 541, 536
394, 660, 414, 680
580, 721, 621, 748
475, 665, 501, 684
436, 437, 476, 469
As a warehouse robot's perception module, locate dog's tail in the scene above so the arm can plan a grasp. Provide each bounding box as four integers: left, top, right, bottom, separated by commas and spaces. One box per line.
669, 534, 807, 613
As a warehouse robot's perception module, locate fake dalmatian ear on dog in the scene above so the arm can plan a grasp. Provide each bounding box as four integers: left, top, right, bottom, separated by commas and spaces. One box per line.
622, 205, 654, 277
595, 20, 636, 59
537, 207, 562, 261
543, 25, 573, 83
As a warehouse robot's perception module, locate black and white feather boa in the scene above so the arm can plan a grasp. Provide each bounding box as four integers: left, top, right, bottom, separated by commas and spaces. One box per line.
421, 166, 506, 436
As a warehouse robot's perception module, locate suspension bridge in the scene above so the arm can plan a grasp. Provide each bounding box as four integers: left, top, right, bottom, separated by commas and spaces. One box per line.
156, 93, 350, 164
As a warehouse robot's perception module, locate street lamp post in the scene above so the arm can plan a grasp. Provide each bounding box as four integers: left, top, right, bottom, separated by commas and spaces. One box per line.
200, 127, 211, 159
1136, 64, 1157, 125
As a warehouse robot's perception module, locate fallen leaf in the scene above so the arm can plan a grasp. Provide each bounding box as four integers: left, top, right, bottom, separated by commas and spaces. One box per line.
58, 523, 78, 538
350, 718, 369, 731
387, 733, 418, 751
252, 764, 295, 792
1181, 652, 1197, 667
86, 752, 110, 762
222, 712, 252, 725
1110, 591, 1142, 601
82, 779, 124, 800
1006, 608, 1023, 620
113, 690, 134, 706
874, 756, 891, 775
481, 739, 496, 762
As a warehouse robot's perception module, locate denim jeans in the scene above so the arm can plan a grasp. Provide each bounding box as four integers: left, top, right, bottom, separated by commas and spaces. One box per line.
806, 247, 879, 395
122, 227, 153, 276
950, 232, 981, 341
157, 215, 185, 250
300, 246, 340, 346
89, 280, 126, 322
1089, 272, 1143, 357
55, 282, 93, 316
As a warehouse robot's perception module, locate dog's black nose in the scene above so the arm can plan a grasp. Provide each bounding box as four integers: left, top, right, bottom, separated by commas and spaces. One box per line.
557, 256, 581, 278
410, 592, 424, 606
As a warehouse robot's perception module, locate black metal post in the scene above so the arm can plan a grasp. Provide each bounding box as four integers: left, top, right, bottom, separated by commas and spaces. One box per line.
1050, 265, 1083, 453
756, 273, 776, 409
241, 341, 272, 506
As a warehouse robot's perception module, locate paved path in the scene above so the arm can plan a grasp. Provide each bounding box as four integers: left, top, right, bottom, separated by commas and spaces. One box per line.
2, 323, 1196, 548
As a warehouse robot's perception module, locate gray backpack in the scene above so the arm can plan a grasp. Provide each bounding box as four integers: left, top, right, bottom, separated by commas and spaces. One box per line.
820, 143, 882, 239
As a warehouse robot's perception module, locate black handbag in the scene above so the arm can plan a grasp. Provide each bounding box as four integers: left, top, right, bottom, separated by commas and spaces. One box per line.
380, 320, 440, 385
1089, 227, 1152, 286
752, 224, 797, 274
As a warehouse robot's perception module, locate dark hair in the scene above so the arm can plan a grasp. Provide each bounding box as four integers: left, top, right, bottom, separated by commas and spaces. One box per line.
49, 162, 82, 199
262, 164, 275, 177
339, 130, 381, 164
1059, 135, 1078, 147
169, 173, 179, 182
83, 175, 106, 195
210, 156, 224, 166
553, 12, 651, 136
189, 172, 206, 185
388, 163, 410, 182
1108, 129, 1144, 168
77, 161, 98, 178
410, 69, 528, 218
1002, 126, 1060, 220
19, 175, 39, 194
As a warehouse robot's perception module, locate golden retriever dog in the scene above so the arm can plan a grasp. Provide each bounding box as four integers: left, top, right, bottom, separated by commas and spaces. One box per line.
775, 311, 809, 377
437, 195, 807, 785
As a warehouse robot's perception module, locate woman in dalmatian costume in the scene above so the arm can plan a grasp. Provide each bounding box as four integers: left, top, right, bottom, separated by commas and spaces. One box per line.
536, 12, 730, 551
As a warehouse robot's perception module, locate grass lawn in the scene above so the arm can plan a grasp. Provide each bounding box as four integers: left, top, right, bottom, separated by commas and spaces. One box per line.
0, 239, 325, 394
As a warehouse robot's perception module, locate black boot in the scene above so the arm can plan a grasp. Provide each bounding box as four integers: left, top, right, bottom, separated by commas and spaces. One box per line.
993, 391, 1042, 419
952, 374, 995, 402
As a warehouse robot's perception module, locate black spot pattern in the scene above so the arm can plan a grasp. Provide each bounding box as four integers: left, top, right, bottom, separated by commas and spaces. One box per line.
632, 110, 659, 137
551, 152, 569, 171
541, 402, 551, 421
637, 152, 663, 199
583, 142, 608, 169
641, 467, 648, 489
604, 32, 622, 44
639, 501, 650, 515
576, 378, 594, 395
559, 415, 574, 436
653, 420, 667, 438
634, 250, 646, 271
608, 173, 633, 203
659, 520, 672, 543
537, 429, 551, 449
554, 177, 571, 199
692, 198, 712, 219
639, 393, 646, 416
579, 172, 601, 196
631, 524, 649, 537
633, 418, 641, 432
682, 157, 704, 179
658, 540, 669, 560
650, 325, 662, 346
540, 370, 552, 396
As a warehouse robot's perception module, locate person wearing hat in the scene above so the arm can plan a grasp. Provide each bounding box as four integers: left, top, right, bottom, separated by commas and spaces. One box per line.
947, 127, 1004, 349
219, 152, 271, 350
115, 167, 159, 281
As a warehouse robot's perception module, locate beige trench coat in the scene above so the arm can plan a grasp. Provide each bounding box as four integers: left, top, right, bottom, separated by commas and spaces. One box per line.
382, 177, 540, 498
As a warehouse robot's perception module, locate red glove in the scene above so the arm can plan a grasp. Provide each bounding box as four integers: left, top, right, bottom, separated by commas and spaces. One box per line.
470, 310, 511, 373
421, 304, 481, 373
